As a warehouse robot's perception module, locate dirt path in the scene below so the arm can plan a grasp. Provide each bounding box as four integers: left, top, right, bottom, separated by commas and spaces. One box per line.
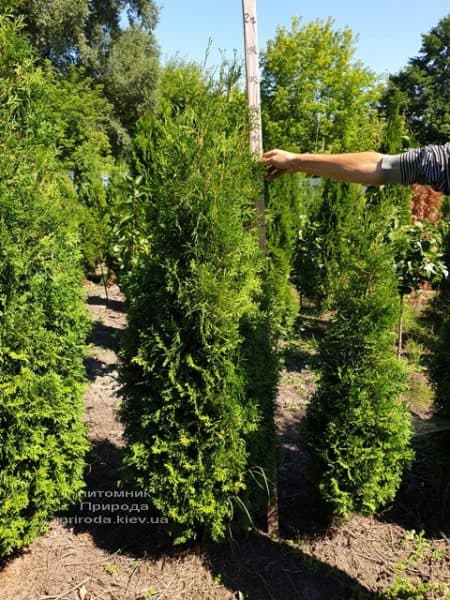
0, 277, 448, 599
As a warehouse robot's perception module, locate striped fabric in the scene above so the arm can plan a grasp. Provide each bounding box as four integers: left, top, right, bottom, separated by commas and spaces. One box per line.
400, 143, 450, 194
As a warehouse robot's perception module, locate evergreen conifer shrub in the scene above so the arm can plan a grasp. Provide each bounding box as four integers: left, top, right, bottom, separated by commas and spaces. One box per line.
119, 65, 278, 543
264, 174, 304, 336
432, 219, 450, 417
303, 185, 414, 517
0, 15, 90, 557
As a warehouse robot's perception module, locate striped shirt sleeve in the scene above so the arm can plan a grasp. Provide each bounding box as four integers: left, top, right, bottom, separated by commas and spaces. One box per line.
381, 143, 450, 194
399, 143, 450, 194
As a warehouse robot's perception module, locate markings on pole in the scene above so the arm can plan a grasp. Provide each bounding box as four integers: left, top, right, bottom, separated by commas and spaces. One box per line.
242, 0, 266, 247
242, 0, 263, 158
243, 12, 256, 24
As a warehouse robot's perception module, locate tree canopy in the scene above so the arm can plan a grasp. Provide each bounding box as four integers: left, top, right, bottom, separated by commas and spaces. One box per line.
389, 14, 450, 145
261, 17, 383, 153
14, 0, 160, 148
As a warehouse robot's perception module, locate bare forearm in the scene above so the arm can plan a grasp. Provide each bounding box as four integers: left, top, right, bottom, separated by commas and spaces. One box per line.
290, 152, 385, 185
262, 149, 386, 185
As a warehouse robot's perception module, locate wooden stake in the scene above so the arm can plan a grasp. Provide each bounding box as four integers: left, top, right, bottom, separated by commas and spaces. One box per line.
242, 0, 278, 538
242, 0, 266, 252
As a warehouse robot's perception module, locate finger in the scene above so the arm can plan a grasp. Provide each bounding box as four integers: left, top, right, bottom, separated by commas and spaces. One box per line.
261, 150, 276, 161
265, 165, 278, 177
265, 169, 283, 181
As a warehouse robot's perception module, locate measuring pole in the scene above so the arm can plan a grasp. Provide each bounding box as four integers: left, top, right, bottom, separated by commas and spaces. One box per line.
242, 0, 278, 538
242, 0, 266, 252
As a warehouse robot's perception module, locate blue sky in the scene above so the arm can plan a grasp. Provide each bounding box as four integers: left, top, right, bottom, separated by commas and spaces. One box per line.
154, 0, 450, 78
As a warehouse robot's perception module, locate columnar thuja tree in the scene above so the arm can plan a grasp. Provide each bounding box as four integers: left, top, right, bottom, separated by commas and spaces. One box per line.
119, 62, 278, 543
432, 213, 450, 417
0, 15, 90, 557
263, 174, 305, 336
303, 192, 414, 517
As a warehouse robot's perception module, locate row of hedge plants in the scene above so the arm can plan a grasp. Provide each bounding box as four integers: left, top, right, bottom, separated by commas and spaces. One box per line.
0, 14, 90, 557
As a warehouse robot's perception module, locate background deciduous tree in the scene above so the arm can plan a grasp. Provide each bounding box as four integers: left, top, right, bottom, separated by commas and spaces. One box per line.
15, 0, 160, 149
261, 17, 382, 154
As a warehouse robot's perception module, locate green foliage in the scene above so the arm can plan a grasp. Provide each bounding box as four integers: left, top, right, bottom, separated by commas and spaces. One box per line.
103, 26, 159, 133
389, 14, 450, 145
433, 310, 450, 416
430, 213, 450, 417
323, 181, 366, 304
294, 95, 413, 306
264, 174, 304, 336
261, 17, 382, 153
14, 0, 160, 148
119, 63, 278, 543
0, 9, 115, 269
385, 576, 448, 599
16, 0, 158, 66
37, 65, 114, 268
379, 83, 412, 154
291, 184, 327, 303
261, 18, 385, 308
106, 170, 150, 279
387, 220, 448, 296
0, 15, 90, 557
303, 197, 414, 518
17, 0, 89, 65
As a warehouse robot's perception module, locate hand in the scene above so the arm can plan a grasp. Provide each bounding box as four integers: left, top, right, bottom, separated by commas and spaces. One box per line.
261, 149, 298, 180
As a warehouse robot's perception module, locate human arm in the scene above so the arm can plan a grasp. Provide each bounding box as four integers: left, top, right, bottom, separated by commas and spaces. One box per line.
262, 149, 386, 185
262, 144, 450, 194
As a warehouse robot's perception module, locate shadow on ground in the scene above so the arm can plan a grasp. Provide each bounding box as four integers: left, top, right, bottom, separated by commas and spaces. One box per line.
208, 532, 384, 600
86, 321, 123, 354
380, 431, 450, 537
58, 440, 381, 600
86, 294, 126, 313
